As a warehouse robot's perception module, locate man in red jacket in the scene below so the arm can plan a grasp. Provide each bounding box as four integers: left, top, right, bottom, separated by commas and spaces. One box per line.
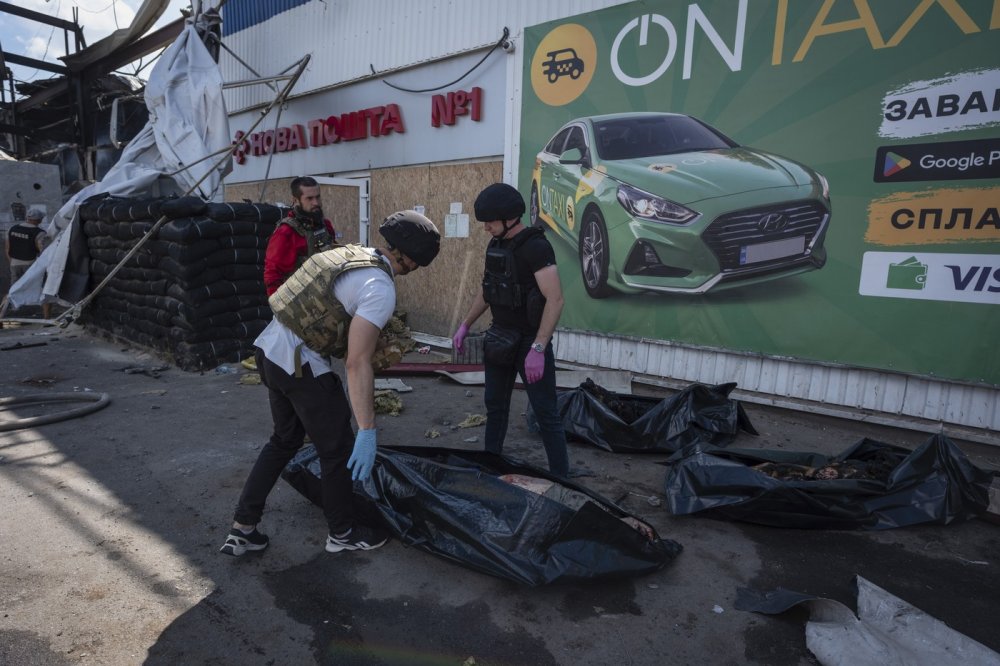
264, 176, 337, 295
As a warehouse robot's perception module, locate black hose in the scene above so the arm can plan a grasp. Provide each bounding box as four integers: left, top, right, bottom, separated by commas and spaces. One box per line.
0, 392, 111, 431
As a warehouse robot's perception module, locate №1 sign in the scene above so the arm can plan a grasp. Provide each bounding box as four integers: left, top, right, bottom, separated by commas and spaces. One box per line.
233, 87, 484, 164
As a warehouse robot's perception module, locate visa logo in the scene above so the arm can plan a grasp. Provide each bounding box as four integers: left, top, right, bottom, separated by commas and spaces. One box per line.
860, 252, 1000, 305
948, 265, 1000, 293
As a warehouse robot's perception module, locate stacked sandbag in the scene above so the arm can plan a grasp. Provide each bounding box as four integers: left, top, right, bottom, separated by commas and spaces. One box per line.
79, 194, 287, 370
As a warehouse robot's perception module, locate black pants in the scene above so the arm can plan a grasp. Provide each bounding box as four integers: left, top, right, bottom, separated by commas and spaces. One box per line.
484, 337, 569, 478
233, 349, 355, 535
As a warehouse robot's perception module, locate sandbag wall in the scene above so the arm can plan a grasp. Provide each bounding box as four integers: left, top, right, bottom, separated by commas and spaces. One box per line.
80, 195, 285, 370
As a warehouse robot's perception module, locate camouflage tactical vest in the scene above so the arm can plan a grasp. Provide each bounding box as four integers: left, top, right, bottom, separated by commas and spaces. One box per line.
269, 245, 393, 361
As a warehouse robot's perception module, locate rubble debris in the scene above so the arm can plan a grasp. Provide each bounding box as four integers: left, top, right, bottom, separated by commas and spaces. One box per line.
1, 341, 48, 351
457, 414, 487, 428
120, 365, 171, 378
374, 390, 403, 416
18, 376, 63, 387
374, 378, 413, 392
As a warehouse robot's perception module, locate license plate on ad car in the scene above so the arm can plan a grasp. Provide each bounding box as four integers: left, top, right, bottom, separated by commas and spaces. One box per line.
739, 236, 806, 265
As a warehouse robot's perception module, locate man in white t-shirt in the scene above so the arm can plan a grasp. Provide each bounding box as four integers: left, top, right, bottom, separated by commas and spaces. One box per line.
221, 211, 441, 557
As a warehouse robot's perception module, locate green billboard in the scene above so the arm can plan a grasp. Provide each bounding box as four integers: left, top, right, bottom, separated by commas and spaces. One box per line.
518, 0, 1000, 385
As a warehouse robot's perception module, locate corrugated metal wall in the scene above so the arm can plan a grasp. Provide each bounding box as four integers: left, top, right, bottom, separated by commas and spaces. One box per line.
220, 0, 631, 112
221, 0, 311, 36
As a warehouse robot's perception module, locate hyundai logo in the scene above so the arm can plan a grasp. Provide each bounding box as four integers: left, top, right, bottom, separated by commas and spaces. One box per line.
758, 213, 788, 233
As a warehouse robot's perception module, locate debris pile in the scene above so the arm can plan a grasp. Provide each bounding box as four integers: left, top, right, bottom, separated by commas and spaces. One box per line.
373, 390, 403, 415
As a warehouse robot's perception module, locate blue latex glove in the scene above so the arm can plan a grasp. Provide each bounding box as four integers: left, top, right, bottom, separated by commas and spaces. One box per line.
347, 428, 377, 481
524, 348, 546, 384
453, 322, 470, 353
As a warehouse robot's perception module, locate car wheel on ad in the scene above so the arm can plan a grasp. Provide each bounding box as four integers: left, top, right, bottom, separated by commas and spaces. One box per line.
579, 209, 615, 298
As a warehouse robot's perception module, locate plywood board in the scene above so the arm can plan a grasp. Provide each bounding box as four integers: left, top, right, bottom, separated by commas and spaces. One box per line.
372, 162, 501, 337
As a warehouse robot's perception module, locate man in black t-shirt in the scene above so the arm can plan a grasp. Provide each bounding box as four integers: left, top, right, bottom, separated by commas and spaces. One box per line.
452, 183, 569, 478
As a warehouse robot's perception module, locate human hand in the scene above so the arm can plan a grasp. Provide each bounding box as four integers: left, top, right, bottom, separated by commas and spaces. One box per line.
347, 428, 377, 481
524, 348, 545, 384
453, 322, 470, 353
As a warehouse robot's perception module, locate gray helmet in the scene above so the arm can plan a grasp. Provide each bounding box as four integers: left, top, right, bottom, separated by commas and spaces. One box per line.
26, 207, 44, 220
379, 210, 440, 266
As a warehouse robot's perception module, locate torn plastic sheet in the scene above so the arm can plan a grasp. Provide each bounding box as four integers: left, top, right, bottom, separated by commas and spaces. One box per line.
664, 434, 991, 529
527, 380, 757, 453
735, 576, 1000, 665
282, 445, 682, 586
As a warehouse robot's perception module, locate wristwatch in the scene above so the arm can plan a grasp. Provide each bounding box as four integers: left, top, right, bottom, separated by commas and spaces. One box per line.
531, 342, 545, 353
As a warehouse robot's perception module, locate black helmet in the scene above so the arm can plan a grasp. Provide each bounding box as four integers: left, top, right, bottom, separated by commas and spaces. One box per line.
379, 210, 440, 266
474, 183, 525, 222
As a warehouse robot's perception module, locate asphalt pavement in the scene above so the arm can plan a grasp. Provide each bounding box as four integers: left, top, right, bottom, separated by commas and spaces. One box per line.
1, 320, 998, 665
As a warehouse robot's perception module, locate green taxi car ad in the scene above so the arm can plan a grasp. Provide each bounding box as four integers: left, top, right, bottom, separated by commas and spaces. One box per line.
519, 0, 999, 385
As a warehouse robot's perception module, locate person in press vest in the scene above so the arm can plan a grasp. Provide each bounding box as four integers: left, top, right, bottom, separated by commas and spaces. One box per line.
221, 210, 440, 557
5, 207, 51, 318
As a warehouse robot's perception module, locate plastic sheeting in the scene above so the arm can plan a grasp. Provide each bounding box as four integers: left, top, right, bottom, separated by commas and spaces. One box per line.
664, 434, 991, 529
736, 576, 1000, 665
282, 445, 683, 586
528, 380, 757, 453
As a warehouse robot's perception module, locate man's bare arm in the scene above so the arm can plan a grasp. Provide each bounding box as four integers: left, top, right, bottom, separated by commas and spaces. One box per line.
532, 265, 564, 346
344, 315, 381, 430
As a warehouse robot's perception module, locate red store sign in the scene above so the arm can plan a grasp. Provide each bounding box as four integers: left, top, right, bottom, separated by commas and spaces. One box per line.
233, 86, 483, 164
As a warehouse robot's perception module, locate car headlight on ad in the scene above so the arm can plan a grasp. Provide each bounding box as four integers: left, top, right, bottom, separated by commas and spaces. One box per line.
817, 172, 830, 200
616, 183, 697, 224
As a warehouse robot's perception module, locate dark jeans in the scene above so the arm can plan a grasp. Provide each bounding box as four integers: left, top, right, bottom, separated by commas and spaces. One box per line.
484, 336, 569, 478
233, 349, 355, 534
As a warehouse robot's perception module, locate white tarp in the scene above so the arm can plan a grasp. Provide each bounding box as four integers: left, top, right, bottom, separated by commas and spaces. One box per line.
6, 5, 230, 310
804, 577, 1000, 665
739, 576, 1000, 666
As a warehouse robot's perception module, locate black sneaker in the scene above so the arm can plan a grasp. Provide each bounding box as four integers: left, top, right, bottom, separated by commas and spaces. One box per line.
325, 525, 388, 553
219, 527, 269, 556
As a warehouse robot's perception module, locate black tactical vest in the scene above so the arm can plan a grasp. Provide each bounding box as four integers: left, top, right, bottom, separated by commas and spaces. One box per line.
7, 224, 44, 261
482, 227, 546, 326
279, 212, 334, 268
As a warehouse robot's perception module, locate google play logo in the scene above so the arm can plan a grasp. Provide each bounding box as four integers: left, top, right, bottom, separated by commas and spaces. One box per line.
883, 152, 911, 177
875, 139, 999, 182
